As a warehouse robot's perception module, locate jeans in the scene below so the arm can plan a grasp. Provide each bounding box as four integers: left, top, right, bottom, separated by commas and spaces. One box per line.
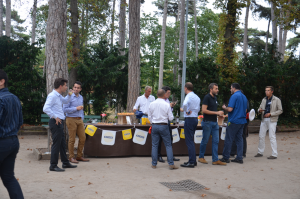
222, 123, 244, 160
151, 124, 174, 166
184, 118, 198, 164
199, 121, 219, 162
231, 121, 249, 156
158, 121, 172, 157
49, 119, 69, 168
0, 136, 24, 199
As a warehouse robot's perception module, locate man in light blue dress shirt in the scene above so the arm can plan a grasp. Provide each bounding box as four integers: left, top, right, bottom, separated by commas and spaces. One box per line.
43, 78, 77, 172
180, 82, 200, 168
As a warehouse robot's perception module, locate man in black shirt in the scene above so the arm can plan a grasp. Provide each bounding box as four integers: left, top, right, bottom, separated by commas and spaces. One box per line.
198, 83, 226, 165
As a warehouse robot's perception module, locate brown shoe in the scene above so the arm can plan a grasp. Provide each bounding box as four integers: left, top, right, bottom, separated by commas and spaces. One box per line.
254, 153, 263, 157
76, 157, 89, 162
198, 158, 208, 164
151, 165, 156, 169
267, 156, 277, 159
212, 160, 227, 166
69, 158, 79, 164
169, 165, 179, 170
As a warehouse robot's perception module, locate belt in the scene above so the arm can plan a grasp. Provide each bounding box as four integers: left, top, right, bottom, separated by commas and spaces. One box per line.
153, 123, 168, 125
66, 117, 82, 120
185, 117, 198, 119
0, 135, 17, 140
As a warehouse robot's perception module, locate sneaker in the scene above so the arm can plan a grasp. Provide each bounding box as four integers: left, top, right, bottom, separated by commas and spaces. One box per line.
254, 153, 263, 157
198, 158, 208, 164
169, 165, 179, 170
231, 159, 243, 164
267, 156, 277, 159
212, 160, 227, 166
151, 165, 156, 169
219, 158, 230, 163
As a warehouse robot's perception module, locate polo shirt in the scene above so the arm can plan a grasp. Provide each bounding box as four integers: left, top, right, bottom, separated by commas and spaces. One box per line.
228, 90, 247, 124
202, 93, 218, 122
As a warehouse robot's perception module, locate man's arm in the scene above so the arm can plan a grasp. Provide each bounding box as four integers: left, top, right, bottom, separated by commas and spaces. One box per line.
182, 96, 189, 112
202, 104, 224, 116
223, 96, 235, 112
270, 98, 283, 117
258, 99, 265, 113
60, 94, 72, 104
133, 97, 140, 112
167, 106, 174, 121
43, 95, 56, 119
63, 101, 77, 114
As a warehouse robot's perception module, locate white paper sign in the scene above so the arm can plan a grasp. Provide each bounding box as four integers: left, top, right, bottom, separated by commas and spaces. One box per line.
101, 130, 116, 145
126, 116, 132, 125
194, 130, 203, 144
221, 127, 226, 140
133, 129, 148, 145
172, 128, 180, 144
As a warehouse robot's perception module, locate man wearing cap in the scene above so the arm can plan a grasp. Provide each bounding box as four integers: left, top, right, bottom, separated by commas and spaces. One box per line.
255, 86, 283, 159
133, 86, 155, 122
148, 89, 178, 170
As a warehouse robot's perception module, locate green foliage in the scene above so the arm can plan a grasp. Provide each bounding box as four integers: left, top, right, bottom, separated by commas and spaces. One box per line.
0, 36, 46, 124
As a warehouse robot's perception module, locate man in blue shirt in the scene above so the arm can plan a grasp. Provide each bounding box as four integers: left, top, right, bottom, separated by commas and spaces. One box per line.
0, 69, 24, 199
63, 81, 89, 163
180, 82, 201, 168
43, 78, 77, 172
220, 83, 247, 164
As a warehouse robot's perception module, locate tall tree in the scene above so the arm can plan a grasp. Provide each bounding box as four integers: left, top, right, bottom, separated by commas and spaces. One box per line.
111, 0, 116, 45
119, 0, 126, 55
178, 0, 185, 85
193, 0, 198, 59
127, 0, 141, 113
69, 0, 80, 88
271, 1, 277, 43
5, 0, 11, 36
243, 0, 250, 55
45, 0, 68, 94
158, 0, 168, 89
0, 0, 3, 36
31, 0, 37, 44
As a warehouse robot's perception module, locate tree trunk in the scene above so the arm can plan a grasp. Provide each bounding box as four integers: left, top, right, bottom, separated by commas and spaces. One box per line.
119, 0, 126, 55
31, 0, 37, 44
85, 3, 89, 46
5, 0, 11, 37
278, 8, 283, 54
178, 0, 185, 85
111, 0, 116, 46
193, 0, 198, 59
243, 0, 250, 56
127, 0, 140, 113
158, 0, 168, 89
173, 15, 179, 94
46, 0, 68, 95
69, 0, 80, 88
271, 2, 277, 43
281, 0, 291, 58
265, 19, 270, 52
0, 0, 3, 36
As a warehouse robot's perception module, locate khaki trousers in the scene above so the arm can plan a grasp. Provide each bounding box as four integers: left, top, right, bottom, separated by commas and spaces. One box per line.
66, 117, 86, 159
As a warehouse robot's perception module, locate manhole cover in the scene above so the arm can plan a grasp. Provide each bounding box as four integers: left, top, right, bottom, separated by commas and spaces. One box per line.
160, 179, 206, 191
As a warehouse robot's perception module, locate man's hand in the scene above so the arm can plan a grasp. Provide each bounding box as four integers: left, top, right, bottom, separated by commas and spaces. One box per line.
170, 102, 175, 108
264, 113, 271, 118
76, 106, 83, 111
55, 117, 62, 125
217, 111, 224, 116
222, 105, 226, 110
186, 111, 192, 115
180, 108, 184, 112
259, 109, 265, 113
133, 109, 137, 113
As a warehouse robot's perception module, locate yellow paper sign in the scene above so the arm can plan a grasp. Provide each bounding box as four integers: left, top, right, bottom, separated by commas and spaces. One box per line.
85, 125, 97, 136
180, 129, 185, 139
141, 118, 151, 125
122, 129, 132, 140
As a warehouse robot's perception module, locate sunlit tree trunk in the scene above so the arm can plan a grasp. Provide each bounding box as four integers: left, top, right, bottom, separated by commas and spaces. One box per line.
0, 0, 3, 36
243, 0, 250, 56
111, 0, 116, 45
193, 0, 198, 59
178, 0, 185, 85
31, 0, 37, 44
5, 0, 11, 37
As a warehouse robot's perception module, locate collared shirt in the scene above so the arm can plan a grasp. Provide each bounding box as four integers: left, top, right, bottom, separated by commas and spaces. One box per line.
133, 94, 155, 115
182, 91, 201, 118
202, 93, 218, 122
0, 88, 23, 138
228, 90, 247, 124
264, 95, 272, 115
63, 93, 84, 120
148, 98, 174, 124
43, 90, 71, 120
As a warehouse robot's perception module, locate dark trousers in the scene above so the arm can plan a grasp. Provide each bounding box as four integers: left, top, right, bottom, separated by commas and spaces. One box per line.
222, 123, 244, 160
0, 136, 24, 199
184, 118, 198, 164
230, 121, 249, 156
49, 119, 69, 168
158, 121, 172, 157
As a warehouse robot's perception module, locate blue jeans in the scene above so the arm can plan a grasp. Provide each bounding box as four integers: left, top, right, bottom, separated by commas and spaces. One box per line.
151, 124, 174, 166
184, 118, 198, 164
222, 123, 244, 160
0, 136, 24, 199
199, 121, 219, 162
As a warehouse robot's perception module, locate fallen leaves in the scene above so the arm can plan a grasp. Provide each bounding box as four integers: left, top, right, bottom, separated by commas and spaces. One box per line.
225, 178, 227, 180
107, 163, 109, 165
290, 142, 297, 145
261, 170, 264, 171
29, 161, 31, 163
228, 185, 231, 189
288, 158, 291, 160
201, 194, 207, 197
17, 178, 19, 181
47, 171, 49, 173
70, 186, 75, 188
49, 189, 52, 192
169, 189, 172, 191
95, 192, 98, 194
204, 187, 210, 190
88, 182, 92, 185
286, 151, 289, 153
20, 137, 24, 139
70, 178, 73, 180
271, 168, 273, 170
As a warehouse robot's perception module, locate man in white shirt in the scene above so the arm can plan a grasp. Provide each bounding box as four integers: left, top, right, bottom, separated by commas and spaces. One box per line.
180, 82, 201, 168
133, 86, 155, 122
148, 89, 178, 170
43, 78, 77, 172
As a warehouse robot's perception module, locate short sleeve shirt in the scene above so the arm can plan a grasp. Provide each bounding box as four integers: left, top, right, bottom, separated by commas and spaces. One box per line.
202, 93, 218, 122
228, 91, 247, 124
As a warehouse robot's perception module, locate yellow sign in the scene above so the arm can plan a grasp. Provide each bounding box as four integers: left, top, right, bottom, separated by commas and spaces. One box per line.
180, 129, 185, 139
141, 118, 151, 125
85, 125, 97, 136
122, 129, 132, 140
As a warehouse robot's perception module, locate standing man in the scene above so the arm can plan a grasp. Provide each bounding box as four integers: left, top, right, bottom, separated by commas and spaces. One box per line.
0, 69, 24, 199
255, 86, 283, 159
148, 89, 178, 170
198, 83, 227, 166
220, 83, 247, 164
133, 86, 155, 122
43, 78, 77, 172
157, 86, 179, 163
180, 82, 200, 168
63, 81, 89, 163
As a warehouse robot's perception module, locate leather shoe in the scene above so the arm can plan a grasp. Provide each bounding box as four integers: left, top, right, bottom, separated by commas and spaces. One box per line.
219, 158, 230, 163
76, 157, 89, 162
62, 163, 77, 168
69, 158, 79, 164
184, 161, 197, 166
158, 156, 165, 163
180, 162, 195, 168
173, 157, 180, 161
49, 166, 65, 172
231, 159, 243, 164
169, 165, 179, 170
